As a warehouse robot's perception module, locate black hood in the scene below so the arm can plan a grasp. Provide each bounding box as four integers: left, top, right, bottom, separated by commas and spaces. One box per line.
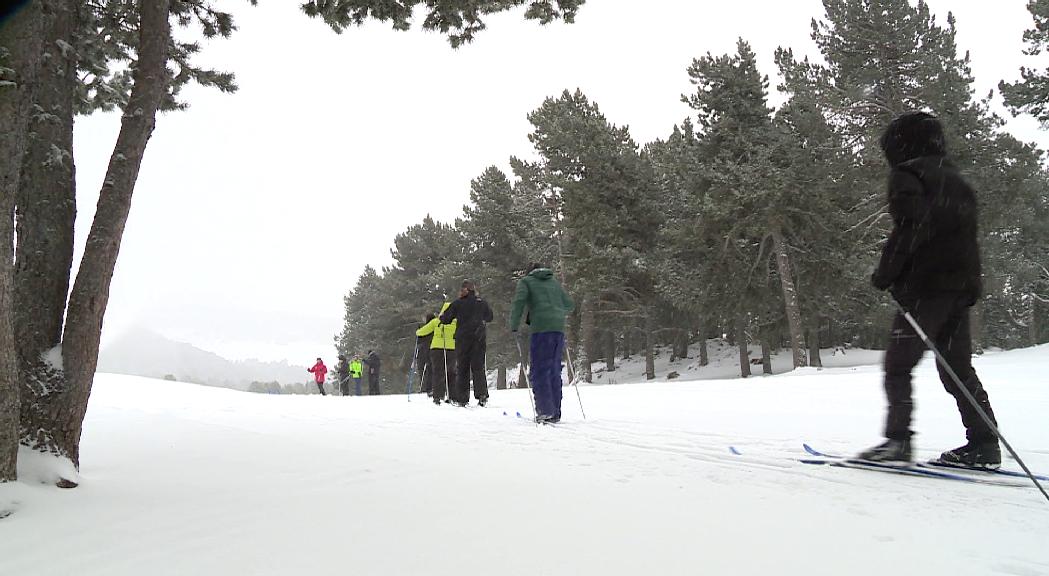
880, 111, 947, 167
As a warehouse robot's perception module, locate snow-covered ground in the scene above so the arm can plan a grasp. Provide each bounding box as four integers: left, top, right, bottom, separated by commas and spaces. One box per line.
1, 345, 1047, 576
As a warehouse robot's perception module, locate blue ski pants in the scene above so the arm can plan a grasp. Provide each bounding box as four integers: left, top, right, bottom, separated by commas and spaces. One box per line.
530, 331, 565, 419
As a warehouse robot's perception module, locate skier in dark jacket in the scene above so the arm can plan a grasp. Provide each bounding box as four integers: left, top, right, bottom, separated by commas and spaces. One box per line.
416, 313, 435, 396
417, 303, 456, 405
336, 354, 351, 396
859, 111, 1000, 467
364, 350, 381, 395
440, 280, 493, 406
510, 263, 574, 423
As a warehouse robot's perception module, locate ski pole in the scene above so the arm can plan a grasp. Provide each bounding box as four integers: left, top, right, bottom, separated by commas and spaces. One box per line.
895, 300, 1049, 504
513, 333, 538, 426
563, 343, 586, 420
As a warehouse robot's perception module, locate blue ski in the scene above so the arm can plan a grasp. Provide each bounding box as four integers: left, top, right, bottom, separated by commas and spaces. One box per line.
924, 460, 1049, 482
800, 444, 1025, 487
805, 443, 1047, 482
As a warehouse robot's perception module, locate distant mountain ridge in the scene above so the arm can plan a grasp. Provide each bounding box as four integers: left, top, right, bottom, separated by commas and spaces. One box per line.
98, 328, 310, 390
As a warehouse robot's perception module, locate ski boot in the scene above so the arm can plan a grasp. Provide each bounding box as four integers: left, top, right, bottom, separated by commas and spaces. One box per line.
939, 441, 1001, 469
857, 439, 912, 463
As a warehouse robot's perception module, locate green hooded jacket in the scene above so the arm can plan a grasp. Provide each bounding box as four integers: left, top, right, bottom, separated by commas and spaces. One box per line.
509, 268, 574, 334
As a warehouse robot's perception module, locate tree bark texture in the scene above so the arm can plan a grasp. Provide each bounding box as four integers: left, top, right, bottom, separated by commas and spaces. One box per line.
496, 366, 506, 390
760, 333, 772, 375
15, 0, 77, 367
736, 314, 750, 378
698, 321, 708, 366
644, 310, 655, 380
771, 228, 807, 368
0, 0, 44, 482
604, 330, 616, 373
49, 0, 171, 468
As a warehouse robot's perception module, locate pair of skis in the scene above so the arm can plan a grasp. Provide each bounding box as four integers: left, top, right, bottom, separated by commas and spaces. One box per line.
797, 444, 1047, 487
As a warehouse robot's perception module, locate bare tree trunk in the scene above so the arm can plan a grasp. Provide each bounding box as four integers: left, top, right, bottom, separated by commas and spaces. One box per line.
41, 0, 171, 469
971, 303, 984, 355
698, 320, 708, 366
604, 330, 616, 373
808, 326, 823, 368
736, 314, 750, 378
15, 0, 77, 368
580, 299, 594, 383
760, 331, 772, 375
644, 311, 655, 380
0, 0, 44, 482
496, 366, 506, 390
771, 228, 807, 368
1029, 298, 1038, 347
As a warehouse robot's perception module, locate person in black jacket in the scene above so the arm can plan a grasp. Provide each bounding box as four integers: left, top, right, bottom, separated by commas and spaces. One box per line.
859, 111, 1000, 467
336, 354, 351, 396
440, 280, 493, 406
364, 350, 381, 395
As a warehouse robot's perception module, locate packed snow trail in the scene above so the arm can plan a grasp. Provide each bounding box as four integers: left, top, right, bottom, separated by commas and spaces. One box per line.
0, 346, 1047, 576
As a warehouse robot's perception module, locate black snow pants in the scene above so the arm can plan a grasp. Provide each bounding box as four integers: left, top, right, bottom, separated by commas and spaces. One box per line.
454, 334, 488, 404
883, 294, 997, 443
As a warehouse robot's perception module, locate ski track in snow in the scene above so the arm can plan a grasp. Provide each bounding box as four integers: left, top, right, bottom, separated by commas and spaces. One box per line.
0, 346, 1047, 575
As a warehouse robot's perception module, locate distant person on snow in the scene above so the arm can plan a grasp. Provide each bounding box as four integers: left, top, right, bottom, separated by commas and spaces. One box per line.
417, 302, 457, 405
336, 354, 351, 396
364, 350, 382, 395
440, 280, 493, 407
859, 111, 1000, 468
307, 357, 328, 396
416, 313, 436, 396
510, 263, 574, 423
350, 356, 364, 396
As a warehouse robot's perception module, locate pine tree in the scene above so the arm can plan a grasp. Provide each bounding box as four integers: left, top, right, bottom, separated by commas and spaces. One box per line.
527, 89, 659, 381
1001, 0, 1049, 126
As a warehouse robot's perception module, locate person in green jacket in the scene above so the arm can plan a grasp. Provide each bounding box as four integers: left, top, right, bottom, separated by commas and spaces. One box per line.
416, 302, 457, 406
349, 356, 364, 396
509, 263, 574, 423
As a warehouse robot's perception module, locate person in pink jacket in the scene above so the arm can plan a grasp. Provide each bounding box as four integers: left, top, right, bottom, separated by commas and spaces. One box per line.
307, 358, 328, 395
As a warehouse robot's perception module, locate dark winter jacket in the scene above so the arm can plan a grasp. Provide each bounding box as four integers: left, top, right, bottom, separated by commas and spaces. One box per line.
364, 352, 381, 376
440, 292, 493, 342
417, 324, 434, 353
872, 156, 982, 305
336, 357, 350, 379
509, 268, 574, 333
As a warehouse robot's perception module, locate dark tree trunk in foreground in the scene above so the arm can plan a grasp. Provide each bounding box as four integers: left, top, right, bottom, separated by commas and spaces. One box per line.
771, 228, 807, 368
21, 0, 172, 474
15, 0, 78, 374
0, 0, 44, 482
736, 314, 751, 378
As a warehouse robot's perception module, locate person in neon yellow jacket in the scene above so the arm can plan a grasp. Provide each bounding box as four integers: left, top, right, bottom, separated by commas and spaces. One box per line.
416, 302, 456, 405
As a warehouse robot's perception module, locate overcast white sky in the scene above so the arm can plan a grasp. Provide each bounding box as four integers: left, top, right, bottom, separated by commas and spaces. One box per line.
73, 0, 1046, 364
